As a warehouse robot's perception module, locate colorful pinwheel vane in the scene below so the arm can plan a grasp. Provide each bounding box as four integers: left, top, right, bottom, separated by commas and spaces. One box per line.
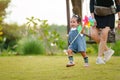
82, 15, 95, 28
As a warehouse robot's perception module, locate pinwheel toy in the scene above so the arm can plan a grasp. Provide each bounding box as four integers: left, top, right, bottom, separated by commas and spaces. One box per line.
82, 16, 95, 28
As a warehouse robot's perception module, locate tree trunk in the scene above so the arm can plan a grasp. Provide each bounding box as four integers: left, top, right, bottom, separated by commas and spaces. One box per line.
71, 0, 82, 17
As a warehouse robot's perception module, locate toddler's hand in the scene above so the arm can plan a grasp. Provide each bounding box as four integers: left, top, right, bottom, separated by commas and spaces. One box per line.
81, 25, 85, 34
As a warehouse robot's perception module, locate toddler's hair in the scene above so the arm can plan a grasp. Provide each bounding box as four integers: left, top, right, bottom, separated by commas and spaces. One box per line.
72, 14, 81, 23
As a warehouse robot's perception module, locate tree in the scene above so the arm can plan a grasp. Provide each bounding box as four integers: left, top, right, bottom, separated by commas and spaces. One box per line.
0, 0, 11, 52
0, 0, 11, 23
66, 0, 83, 34
71, 0, 83, 17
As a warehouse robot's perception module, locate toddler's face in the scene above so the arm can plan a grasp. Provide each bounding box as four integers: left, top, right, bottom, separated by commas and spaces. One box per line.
70, 18, 79, 28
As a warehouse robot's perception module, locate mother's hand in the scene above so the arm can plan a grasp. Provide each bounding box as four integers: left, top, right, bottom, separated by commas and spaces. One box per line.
117, 20, 120, 29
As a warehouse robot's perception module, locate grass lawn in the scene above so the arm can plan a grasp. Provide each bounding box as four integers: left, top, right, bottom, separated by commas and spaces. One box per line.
0, 55, 120, 80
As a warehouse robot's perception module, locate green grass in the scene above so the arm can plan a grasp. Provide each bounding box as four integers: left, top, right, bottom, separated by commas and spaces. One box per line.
0, 55, 120, 80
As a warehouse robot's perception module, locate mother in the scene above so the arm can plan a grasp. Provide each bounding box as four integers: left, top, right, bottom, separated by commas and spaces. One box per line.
89, 0, 120, 64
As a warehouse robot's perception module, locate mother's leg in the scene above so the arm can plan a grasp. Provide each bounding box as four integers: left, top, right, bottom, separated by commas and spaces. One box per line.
90, 27, 110, 64
98, 27, 110, 57
90, 27, 100, 43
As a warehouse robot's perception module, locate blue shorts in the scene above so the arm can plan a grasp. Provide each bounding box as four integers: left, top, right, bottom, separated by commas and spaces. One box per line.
68, 30, 86, 53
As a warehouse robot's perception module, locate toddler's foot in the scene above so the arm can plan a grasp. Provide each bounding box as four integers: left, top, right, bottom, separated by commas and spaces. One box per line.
66, 61, 75, 67
84, 63, 89, 67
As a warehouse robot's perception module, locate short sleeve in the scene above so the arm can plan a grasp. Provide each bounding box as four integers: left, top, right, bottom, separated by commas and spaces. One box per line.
90, 0, 95, 13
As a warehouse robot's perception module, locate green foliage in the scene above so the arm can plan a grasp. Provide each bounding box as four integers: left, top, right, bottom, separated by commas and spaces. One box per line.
17, 36, 45, 55
86, 40, 120, 56
0, 25, 3, 41
0, 0, 11, 52
86, 44, 98, 55
49, 24, 67, 49
112, 41, 120, 56
25, 17, 67, 55
86, 47, 95, 55
50, 24, 67, 36
56, 38, 67, 49
0, 48, 17, 56
2, 23, 21, 50
0, 16, 67, 55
